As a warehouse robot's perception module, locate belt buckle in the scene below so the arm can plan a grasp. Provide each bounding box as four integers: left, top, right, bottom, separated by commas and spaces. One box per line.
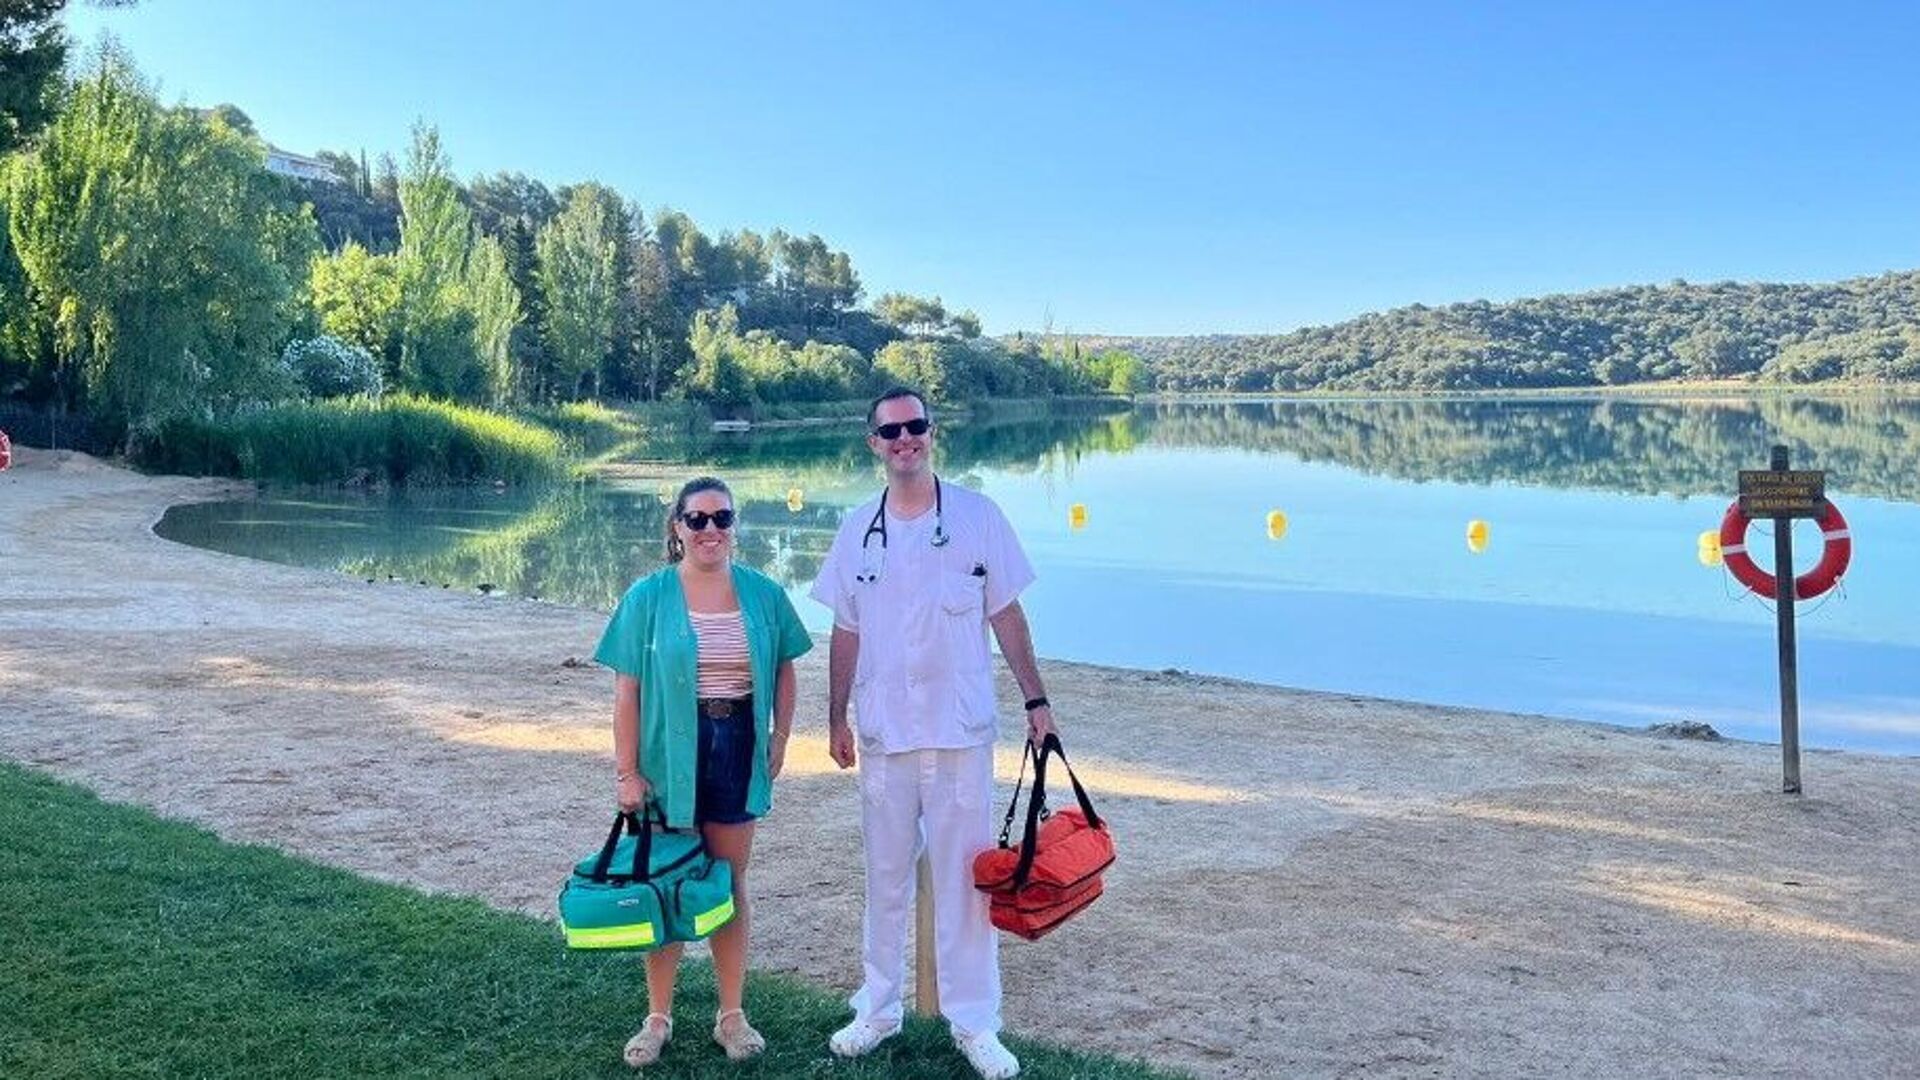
700, 698, 737, 719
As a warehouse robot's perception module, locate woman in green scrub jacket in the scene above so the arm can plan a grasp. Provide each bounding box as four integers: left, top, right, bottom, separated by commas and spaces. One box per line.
593, 476, 813, 1068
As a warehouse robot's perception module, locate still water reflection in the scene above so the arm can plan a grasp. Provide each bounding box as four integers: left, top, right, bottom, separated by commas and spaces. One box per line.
157, 395, 1920, 754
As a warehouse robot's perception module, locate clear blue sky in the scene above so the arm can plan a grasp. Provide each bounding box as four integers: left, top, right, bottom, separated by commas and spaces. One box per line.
63, 1, 1920, 336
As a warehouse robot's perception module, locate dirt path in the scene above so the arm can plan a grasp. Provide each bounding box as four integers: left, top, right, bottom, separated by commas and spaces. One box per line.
3, 447, 1917, 1078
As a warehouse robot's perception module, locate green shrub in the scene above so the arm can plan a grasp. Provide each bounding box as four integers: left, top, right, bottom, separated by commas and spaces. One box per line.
283, 336, 384, 398
135, 395, 566, 485
517, 400, 643, 454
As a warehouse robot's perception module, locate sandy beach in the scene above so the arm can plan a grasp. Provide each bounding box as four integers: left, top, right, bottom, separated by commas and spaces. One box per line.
3, 446, 1917, 1079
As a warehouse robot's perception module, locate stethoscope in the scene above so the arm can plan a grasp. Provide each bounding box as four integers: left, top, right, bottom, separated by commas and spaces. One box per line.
856, 477, 950, 584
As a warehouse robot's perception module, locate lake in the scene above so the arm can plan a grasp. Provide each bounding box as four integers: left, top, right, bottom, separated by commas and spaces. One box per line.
156, 394, 1920, 755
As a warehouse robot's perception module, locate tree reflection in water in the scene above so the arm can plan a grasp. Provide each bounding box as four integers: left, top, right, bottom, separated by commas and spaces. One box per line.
155, 393, 1920, 611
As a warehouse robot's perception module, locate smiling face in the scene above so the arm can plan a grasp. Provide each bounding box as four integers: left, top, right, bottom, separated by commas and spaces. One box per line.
867, 394, 934, 483
672, 489, 736, 571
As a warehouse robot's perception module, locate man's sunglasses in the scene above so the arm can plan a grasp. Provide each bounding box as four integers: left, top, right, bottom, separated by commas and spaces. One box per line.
679, 509, 736, 531
872, 418, 932, 440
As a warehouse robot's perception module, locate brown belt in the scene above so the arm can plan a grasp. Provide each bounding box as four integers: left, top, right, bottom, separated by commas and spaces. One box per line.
697, 696, 750, 719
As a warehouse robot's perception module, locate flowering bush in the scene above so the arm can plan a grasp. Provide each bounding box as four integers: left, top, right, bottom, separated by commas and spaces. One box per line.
282, 336, 383, 399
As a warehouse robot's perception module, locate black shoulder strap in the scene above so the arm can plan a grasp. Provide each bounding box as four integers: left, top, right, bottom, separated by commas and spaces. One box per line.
1011, 733, 1103, 886
995, 739, 1037, 848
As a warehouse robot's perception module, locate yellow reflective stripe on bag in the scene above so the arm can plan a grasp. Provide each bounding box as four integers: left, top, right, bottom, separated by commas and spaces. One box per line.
692, 896, 736, 937
564, 920, 659, 949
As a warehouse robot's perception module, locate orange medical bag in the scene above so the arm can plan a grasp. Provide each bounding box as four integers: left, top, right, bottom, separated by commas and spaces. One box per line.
972, 733, 1114, 940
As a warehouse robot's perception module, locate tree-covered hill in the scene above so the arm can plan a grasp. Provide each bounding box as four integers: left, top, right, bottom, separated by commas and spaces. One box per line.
1081, 272, 1920, 392
1, 36, 1116, 452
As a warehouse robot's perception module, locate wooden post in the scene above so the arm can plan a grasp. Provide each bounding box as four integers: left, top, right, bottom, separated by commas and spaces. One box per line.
1770, 444, 1803, 794
914, 851, 939, 1014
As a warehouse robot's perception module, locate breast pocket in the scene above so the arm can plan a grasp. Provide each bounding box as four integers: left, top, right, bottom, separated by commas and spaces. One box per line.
940, 570, 987, 617
939, 571, 991, 686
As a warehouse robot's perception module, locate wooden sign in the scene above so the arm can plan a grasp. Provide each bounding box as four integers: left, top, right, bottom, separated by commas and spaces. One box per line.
1738, 469, 1826, 518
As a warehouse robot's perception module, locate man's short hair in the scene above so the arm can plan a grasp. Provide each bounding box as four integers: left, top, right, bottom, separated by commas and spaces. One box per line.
867, 386, 930, 428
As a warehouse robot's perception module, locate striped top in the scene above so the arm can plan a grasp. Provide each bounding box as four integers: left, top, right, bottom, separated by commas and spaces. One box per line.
690, 609, 753, 697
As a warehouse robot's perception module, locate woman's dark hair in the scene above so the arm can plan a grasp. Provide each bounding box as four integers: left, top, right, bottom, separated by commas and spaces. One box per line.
664, 476, 733, 563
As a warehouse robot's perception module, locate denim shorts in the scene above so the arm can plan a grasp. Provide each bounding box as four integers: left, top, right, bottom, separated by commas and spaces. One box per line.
695, 697, 757, 825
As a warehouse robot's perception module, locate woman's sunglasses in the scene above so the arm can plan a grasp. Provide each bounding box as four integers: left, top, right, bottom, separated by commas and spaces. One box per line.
679, 509, 736, 531
872, 418, 932, 440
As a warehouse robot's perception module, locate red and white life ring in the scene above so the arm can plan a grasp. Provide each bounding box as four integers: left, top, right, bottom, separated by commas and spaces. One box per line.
1718, 499, 1851, 601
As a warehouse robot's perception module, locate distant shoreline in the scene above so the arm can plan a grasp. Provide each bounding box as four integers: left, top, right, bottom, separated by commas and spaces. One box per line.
744, 382, 1920, 432
1136, 379, 1920, 404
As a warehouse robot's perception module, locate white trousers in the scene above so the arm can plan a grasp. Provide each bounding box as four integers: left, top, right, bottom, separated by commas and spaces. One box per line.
850, 744, 1002, 1037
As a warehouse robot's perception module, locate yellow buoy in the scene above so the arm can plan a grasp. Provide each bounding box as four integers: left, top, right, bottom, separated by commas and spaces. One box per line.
786, 487, 804, 512
1265, 510, 1288, 541
1697, 530, 1722, 567
1068, 503, 1088, 530
1466, 519, 1490, 554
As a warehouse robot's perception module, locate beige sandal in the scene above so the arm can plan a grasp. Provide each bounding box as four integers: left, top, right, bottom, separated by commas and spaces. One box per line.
623, 1012, 673, 1068
712, 1007, 766, 1061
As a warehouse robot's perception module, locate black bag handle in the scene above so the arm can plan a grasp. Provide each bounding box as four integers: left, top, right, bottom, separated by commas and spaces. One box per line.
1011, 733, 1103, 887
587, 811, 633, 883
589, 801, 669, 883
996, 739, 1038, 848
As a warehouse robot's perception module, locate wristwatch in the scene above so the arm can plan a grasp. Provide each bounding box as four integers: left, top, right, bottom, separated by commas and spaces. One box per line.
1023, 696, 1049, 712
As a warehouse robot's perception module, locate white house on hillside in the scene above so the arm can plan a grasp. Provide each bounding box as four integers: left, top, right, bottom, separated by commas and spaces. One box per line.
265, 146, 342, 184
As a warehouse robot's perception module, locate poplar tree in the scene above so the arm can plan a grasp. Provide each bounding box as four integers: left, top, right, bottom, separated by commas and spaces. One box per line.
394, 124, 476, 398
390, 124, 522, 402
465, 233, 520, 406
534, 188, 617, 400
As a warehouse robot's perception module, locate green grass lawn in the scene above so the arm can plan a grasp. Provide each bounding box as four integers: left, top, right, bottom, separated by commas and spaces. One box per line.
0, 764, 1183, 1080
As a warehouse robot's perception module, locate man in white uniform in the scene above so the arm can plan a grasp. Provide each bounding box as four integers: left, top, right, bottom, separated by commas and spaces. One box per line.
811, 386, 1058, 1080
